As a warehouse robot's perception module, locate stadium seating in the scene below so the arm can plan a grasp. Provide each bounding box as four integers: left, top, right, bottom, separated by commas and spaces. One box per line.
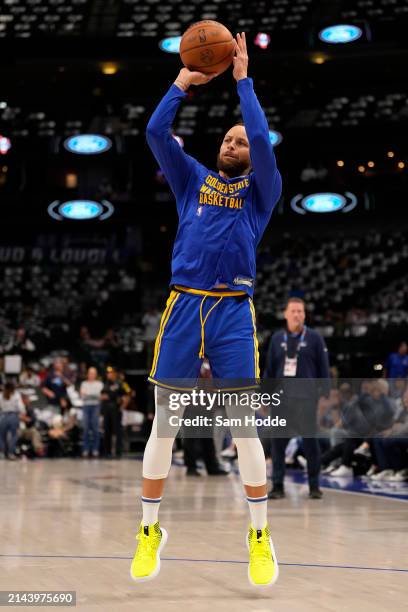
0, 0, 90, 37
2, 88, 407, 142
341, 0, 408, 22
116, 0, 316, 39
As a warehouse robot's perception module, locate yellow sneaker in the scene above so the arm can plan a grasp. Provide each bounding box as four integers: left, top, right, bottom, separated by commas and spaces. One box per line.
247, 524, 279, 586
130, 522, 168, 582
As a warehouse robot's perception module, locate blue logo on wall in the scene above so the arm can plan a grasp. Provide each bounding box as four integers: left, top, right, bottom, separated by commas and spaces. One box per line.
291, 192, 358, 215
319, 25, 362, 44
48, 200, 114, 221
159, 37, 182, 53
64, 134, 112, 155
268, 130, 283, 147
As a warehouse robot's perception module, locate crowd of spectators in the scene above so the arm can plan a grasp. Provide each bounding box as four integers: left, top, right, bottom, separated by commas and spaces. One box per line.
295, 378, 408, 482
1, 355, 407, 484
0, 357, 150, 461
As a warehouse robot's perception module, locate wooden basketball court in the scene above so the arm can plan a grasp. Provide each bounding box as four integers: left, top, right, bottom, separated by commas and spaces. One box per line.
1, 459, 407, 611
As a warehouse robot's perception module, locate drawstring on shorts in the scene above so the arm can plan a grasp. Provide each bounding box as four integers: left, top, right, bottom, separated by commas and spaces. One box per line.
198, 295, 223, 359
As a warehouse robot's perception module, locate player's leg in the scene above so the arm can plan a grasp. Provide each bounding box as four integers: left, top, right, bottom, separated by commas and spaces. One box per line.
131, 385, 190, 582
208, 296, 278, 586
226, 409, 279, 587
131, 291, 202, 582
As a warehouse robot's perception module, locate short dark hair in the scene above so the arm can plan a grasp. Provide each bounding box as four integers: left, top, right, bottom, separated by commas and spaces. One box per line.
285, 297, 305, 309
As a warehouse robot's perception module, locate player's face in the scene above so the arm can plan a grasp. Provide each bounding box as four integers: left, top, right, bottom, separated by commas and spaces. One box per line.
217, 125, 251, 178
284, 303, 306, 330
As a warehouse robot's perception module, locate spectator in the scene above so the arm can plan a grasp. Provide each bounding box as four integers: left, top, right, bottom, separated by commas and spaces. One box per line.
19, 366, 41, 388
60, 357, 77, 385
370, 387, 408, 481
41, 359, 70, 412
101, 367, 130, 458
324, 380, 395, 477
80, 367, 103, 458
319, 384, 357, 448
46, 411, 80, 458
18, 397, 45, 457
8, 327, 36, 358
384, 341, 408, 379
389, 378, 407, 400
0, 382, 25, 460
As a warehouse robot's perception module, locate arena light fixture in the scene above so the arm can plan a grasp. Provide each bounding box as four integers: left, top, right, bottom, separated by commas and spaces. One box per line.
101, 62, 119, 75
319, 25, 362, 44
254, 32, 271, 50
64, 134, 112, 155
311, 53, 327, 65
48, 199, 114, 221
291, 192, 358, 215
268, 130, 283, 147
159, 36, 182, 54
0, 135, 11, 154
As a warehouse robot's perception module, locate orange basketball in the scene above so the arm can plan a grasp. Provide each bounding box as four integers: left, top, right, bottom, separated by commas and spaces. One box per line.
180, 21, 235, 75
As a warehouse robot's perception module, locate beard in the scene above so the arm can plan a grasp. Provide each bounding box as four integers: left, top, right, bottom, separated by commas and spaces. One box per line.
216, 153, 250, 179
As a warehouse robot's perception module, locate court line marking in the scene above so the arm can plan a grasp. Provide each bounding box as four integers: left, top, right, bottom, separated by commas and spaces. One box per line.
318, 484, 408, 503
0, 554, 407, 573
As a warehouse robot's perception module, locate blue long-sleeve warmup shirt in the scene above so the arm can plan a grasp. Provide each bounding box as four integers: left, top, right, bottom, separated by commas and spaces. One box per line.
146, 77, 282, 297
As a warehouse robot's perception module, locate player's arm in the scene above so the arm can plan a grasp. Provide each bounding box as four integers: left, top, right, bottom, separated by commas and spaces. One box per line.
146, 68, 217, 200
233, 33, 282, 212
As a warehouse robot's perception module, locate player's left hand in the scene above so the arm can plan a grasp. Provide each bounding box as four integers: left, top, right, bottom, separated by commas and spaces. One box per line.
232, 32, 248, 81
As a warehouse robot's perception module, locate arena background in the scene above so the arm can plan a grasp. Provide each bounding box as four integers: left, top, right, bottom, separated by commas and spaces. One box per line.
0, 1, 407, 611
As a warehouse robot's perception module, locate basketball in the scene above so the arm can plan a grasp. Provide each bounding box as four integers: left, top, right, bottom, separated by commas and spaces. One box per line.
180, 21, 235, 75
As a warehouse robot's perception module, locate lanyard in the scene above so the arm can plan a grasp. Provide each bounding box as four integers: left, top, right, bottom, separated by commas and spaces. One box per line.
282, 327, 306, 355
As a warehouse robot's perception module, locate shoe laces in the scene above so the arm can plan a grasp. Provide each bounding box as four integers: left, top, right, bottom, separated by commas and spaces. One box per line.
136, 528, 160, 560
250, 533, 272, 564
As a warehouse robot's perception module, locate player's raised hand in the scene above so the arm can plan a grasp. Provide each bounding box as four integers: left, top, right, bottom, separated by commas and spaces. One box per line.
174, 67, 218, 91
232, 32, 248, 81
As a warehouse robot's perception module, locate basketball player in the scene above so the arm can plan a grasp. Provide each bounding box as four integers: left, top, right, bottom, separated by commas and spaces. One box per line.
131, 32, 282, 587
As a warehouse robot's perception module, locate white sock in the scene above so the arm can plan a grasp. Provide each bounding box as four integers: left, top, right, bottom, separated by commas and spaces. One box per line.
141, 496, 162, 526
247, 495, 268, 530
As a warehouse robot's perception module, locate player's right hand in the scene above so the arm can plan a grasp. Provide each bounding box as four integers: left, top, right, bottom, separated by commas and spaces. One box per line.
174, 68, 218, 91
